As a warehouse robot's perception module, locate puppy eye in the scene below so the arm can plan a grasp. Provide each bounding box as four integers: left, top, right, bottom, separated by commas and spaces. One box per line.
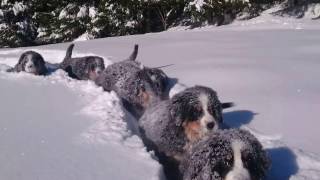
140, 85, 146, 92
155, 82, 160, 89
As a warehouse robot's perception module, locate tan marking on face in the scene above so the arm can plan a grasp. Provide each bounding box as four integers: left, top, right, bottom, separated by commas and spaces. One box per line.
89, 70, 98, 80
183, 120, 202, 142
139, 91, 150, 108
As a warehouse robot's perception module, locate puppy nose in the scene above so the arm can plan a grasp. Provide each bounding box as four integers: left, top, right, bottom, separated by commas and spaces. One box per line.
28, 64, 34, 68
206, 122, 215, 130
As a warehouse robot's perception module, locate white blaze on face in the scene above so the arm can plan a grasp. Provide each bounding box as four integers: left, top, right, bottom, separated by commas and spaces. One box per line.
95, 67, 103, 75
225, 140, 251, 180
199, 93, 217, 136
24, 55, 36, 73
151, 75, 156, 81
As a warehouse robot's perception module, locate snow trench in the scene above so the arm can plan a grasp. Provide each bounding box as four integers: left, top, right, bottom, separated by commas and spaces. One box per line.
0, 48, 320, 180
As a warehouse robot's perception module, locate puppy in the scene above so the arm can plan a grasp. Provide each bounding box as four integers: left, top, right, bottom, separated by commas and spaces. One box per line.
7, 51, 48, 75
144, 67, 170, 99
139, 85, 233, 160
95, 44, 170, 118
95, 44, 140, 91
180, 129, 270, 180
60, 43, 105, 81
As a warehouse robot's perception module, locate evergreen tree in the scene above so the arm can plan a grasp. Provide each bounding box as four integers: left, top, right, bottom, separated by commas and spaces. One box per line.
0, 0, 319, 48
0, 0, 37, 47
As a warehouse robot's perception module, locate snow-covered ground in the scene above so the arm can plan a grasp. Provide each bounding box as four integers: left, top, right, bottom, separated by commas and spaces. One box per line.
1, 14, 320, 179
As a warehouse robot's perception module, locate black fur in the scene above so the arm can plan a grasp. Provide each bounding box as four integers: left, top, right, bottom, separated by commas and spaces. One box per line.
222, 102, 234, 109
139, 85, 227, 157
139, 86, 231, 180
9, 51, 48, 75
180, 129, 270, 180
60, 43, 105, 81
170, 86, 225, 127
144, 67, 170, 99
126, 44, 138, 61
7, 51, 48, 75
95, 44, 141, 91
95, 44, 170, 118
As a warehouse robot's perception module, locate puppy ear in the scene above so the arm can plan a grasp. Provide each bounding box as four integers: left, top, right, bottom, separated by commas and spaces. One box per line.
36, 54, 48, 75
14, 53, 27, 72
170, 103, 182, 127
170, 95, 185, 127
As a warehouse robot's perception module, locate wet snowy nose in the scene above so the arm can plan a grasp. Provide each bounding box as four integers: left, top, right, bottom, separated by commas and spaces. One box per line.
207, 122, 215, 130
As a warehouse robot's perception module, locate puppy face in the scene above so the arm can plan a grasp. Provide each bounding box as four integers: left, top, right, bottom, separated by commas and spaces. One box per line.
132, 70, 162, 108
180, 129, 270, 180
170, 86, 223, 142
87, 57, 105, 80
16, 51, 47, 75
145, 68, 169, 99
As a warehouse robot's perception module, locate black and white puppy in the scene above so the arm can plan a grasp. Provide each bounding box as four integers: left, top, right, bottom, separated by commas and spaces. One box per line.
139, 85, 233, 160
144, 67, 170, 100
95, 44, 141, 91
180, 129, 270, 180
7, 51, 48, 75
95, 44, 170, 118
60, 44, 105, 81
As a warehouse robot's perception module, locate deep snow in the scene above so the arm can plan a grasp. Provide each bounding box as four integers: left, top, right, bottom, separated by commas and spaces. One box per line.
1, 14, 320, 180
0, 53, 165, 180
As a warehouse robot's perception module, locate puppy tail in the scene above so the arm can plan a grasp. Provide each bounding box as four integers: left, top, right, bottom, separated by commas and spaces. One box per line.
222, 102, 234, 109
64, 43, 75, 60
126, 44, 139, 61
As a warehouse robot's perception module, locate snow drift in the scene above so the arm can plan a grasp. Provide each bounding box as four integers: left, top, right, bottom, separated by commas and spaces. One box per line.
1, 14, 320, 179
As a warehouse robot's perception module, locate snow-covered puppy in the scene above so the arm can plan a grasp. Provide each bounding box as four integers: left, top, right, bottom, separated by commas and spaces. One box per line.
7, 51, 48, 75
143, 67, 170, 99
95, 44, 170, 118
180, 129, 270, 180
139, 86, 233, 160
95, 44, 140, 91
60, 43, 105, 81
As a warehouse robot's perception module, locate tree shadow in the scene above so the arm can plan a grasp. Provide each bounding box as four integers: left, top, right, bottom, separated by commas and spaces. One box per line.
266, 147, 298, 180
223, 110, 257, 128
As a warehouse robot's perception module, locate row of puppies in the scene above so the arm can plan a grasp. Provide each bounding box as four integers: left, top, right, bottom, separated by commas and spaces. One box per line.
7, 44, 168, 118
7, 45, 270, 180
138, 86, 270, 180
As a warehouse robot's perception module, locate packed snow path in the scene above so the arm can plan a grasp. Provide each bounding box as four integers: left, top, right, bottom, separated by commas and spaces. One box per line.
1, 16, 320, 180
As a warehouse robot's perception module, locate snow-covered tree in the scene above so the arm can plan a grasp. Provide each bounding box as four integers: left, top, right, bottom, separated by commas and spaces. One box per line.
0, 0, 37, 47
0, 0, 319, 47
182, 0, 251, 26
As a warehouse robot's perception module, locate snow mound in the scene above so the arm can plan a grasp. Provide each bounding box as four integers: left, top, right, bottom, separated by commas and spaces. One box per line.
240, 127, 320, 180
1, 35, 320, 179
0, 49, 164, 180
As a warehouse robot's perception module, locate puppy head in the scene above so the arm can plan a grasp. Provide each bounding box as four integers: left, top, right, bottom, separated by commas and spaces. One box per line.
129, 70, 163, 109
181, 129, 270, 180
144, 67, 169, 99
87, 57, 105, 80
170, 86, 224, 142
16, 51, 47, 75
